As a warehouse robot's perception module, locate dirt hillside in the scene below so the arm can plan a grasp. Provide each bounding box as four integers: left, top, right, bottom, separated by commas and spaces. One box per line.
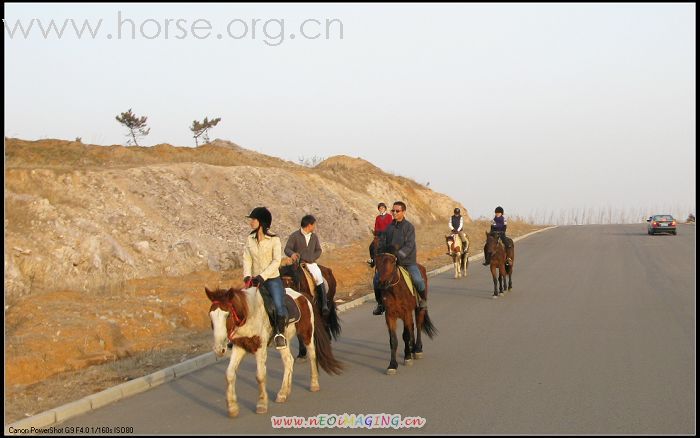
4, 137, 542, 423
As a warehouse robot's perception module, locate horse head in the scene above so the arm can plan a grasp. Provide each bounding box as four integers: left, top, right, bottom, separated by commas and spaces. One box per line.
445, 234, 461, 255
205, 286, 248, 357
375, 252, 398, 289
485, 231, 500, 258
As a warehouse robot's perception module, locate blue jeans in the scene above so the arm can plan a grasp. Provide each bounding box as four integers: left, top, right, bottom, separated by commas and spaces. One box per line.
373, 264, 425, 294
263, 277, 288, 318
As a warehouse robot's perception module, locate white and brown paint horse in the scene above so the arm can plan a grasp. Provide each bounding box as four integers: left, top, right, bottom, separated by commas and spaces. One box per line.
206, 286, 342, 418
445, 233, 469, 278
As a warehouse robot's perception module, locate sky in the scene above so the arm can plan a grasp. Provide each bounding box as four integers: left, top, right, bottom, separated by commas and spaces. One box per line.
4, 3, 696, 220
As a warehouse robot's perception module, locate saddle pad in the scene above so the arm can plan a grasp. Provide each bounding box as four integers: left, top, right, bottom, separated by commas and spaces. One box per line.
397, 266, 419, 306
258, 286, 301, 326
283, 293, 301, 324
300, 263, 316, 291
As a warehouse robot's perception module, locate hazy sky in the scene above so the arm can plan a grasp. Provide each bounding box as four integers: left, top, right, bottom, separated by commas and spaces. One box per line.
4, 3, 695, 219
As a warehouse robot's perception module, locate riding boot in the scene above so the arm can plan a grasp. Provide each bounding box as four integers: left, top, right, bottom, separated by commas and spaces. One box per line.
316, 283, 330, 317
417, 289, 428, 309
274, 315, 288, 350
482, 253, 490, 266
372, 288, 385, 315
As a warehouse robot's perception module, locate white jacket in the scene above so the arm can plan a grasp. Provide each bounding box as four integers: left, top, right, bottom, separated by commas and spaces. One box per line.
243, 233, 282, 280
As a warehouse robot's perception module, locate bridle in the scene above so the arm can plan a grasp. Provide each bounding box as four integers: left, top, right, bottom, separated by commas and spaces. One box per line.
210, 299, 246, 341
377, 253, 401, 289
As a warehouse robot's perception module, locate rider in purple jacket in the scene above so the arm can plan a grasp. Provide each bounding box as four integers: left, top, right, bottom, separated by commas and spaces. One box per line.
483, 206, 512, 265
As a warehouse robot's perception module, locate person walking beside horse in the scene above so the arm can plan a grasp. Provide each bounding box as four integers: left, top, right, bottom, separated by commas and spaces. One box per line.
372, 201, 428, 315
284, 215, 330, 317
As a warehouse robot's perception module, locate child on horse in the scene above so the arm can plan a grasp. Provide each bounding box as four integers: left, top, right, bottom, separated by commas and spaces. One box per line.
243, 207, 288, 349
482, 206, 512, 265
284, 214, 330, 317
372, 201, 427, 315
367, 202, 393, 267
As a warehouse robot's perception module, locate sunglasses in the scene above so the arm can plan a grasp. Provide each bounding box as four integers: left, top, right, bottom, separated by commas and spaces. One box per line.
391, 209, 403, 213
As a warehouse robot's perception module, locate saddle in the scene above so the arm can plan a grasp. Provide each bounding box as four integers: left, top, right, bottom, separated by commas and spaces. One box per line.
257, 284, 302, 330
397, 266, 419, 307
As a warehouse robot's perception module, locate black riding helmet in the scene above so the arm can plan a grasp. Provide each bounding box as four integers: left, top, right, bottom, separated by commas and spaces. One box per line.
495, 206, 504, 214
454, 208, 461, 215
246, 207, 272, 231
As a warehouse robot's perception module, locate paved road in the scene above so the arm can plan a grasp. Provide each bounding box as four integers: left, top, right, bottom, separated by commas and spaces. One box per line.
60, 225, 695, 434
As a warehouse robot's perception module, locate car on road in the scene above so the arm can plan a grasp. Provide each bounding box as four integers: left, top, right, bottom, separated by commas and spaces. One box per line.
647, 214, 677, 235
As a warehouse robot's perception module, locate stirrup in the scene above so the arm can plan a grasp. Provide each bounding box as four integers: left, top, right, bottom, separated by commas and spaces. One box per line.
274, 333, 287, 350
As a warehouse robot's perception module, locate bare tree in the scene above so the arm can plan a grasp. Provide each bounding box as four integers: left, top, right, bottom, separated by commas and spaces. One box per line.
115, 109, 150, 146
190, 116, 222, 146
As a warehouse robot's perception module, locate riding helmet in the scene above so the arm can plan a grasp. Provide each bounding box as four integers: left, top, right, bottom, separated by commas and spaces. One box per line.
246, 207, 272, 229
454, 207, 461, 214
495, 206, 504, 214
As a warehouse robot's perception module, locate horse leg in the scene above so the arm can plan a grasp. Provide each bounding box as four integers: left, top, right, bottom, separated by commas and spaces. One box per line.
402, 316, 415, 366
253, 345, 270, 414
226, 346, 246, 417
296, 334, 308, 363
386, 316, 399, 374
454, 256, 460, 278
306, 331, 320, 392
414, 308, 424, 359
491, 266, 499, 298
499, 270, 505, 295
276, 328, 295, 403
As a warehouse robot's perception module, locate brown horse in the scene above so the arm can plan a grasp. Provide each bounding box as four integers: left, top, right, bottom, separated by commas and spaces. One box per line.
206, 286, 342, 418
374, 253, 437, 375
484, 232, 514, 297
445, 233, 469, 278
279, 262, 341, 361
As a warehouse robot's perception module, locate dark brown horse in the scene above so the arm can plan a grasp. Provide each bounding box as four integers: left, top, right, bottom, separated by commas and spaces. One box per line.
374, 253, 437, 375
484, 232, 514, 297
279, 262, 341, 360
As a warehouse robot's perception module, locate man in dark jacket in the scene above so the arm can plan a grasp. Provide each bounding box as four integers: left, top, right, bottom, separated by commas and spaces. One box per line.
284, 215, 329, 316
372, 201, 427, 315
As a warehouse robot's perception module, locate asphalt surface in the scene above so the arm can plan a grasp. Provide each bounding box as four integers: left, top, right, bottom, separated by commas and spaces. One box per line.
59, 224, 695, 434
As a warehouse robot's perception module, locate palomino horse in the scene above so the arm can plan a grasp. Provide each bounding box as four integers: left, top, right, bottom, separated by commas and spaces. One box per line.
205, 286, 342, 418
484, 232, 514, 298
445, 233, 469, 278
279, 261, 341, 361
374, 253, 437, 375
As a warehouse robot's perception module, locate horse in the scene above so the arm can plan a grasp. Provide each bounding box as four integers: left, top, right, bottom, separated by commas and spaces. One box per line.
445, 233, 469, 278
484, 232, 514, 298
374, 253, 437, 375
279, 261, 341, 361
205, 286, 343, 418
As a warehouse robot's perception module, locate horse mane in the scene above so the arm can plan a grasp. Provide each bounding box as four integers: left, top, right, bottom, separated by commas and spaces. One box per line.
208, 287, 250, 319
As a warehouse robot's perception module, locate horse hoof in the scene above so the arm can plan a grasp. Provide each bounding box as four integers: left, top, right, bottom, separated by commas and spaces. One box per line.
386, 368, 397, 375
310, 383, 320, 392
492, 295, 499, 299
275, 394, 288, 403
228, 407, 240, 418
414, 352, 424, 359
256, 405, 268, 414
404, 359, 414, 366
296, 356, 308, 363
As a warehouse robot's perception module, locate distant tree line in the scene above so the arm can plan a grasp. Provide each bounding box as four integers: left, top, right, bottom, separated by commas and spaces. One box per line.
115, 109, 222, 147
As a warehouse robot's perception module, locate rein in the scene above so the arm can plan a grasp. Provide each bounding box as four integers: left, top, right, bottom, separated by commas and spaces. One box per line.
378, 254, 401, 288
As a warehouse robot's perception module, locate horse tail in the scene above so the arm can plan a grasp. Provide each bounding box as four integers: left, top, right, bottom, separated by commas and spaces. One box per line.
327, 302, 342, 341
421, 310, 438, 339
313, 308, 344, 375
